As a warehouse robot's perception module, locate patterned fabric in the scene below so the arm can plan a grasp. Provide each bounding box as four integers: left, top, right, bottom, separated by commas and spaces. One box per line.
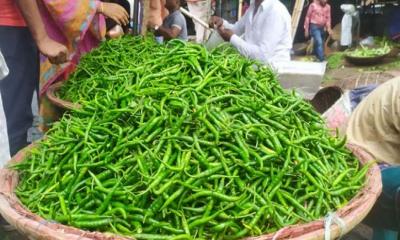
37, 0, 106, 129
38, 0, 106, 95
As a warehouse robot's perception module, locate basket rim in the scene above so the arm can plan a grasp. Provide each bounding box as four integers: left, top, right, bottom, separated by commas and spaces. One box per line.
344, 53, 388, 60
0, 143, 382, 240
46, 81, 82, 110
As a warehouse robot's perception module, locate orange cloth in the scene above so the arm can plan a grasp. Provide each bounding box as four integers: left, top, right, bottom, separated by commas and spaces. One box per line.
0, 0, 26, 27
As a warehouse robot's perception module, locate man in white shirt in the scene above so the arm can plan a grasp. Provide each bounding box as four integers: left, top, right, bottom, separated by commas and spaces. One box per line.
210, 0, 292, 65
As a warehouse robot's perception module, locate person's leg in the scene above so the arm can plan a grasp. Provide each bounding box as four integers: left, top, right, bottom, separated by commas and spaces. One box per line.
364, 166, 400, 231
310, 24, 324, 61
0, 26, 38, 156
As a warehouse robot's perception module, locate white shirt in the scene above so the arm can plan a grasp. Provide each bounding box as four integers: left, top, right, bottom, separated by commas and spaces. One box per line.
223, 0, 292, 65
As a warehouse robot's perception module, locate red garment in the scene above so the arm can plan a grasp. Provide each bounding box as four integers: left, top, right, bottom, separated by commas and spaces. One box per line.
0, 0, 26, 27
304, 2, 331, 33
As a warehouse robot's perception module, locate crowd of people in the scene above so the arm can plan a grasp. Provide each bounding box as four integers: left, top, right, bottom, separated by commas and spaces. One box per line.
1, 0, 399, 239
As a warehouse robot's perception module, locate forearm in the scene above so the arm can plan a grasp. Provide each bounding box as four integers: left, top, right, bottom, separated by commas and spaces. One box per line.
230, 35, 267, 62
156, 26, 175, 40
16, 0, 48, 45
304, 17, 310, 33
16, 0, 68, 64
326, 22, 332, 31
223, 19, 244, 36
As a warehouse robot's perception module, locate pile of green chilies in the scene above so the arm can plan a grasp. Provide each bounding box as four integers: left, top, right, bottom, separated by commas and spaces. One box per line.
347, 43, 391, 58
14, 36, 368, 240
57, 36, 168, 103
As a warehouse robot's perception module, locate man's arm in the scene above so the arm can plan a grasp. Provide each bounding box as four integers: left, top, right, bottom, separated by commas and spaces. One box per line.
325, 5, 332, 35
222, 7, 250, 36
156, 13, 186, 40
16, 0, 67, 64
304, 4, 314, 38
229, 13, 290, 63
210, 5, 249, 37
156, 25, 182, 40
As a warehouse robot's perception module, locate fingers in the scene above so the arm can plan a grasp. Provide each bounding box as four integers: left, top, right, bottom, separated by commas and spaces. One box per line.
118, 7, 129, 26
114, 4, 129, 26
123, 9, 129, 25
112, 11, 129, 26
49, 47, 68, 65
113, 16, 123, 26
209, 16, 222, 28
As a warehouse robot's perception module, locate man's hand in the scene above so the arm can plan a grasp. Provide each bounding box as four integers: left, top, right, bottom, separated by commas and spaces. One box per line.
209, 16, 223, 29
37, 36, 68, 64
218, 27, 234, 42
327, 29, 333, 36
305, 31, 309, 39
101, 2, 129, 26
15, 0, 68, 64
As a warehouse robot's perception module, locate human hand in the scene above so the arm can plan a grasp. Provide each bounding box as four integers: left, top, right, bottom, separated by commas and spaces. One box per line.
100, 2, 129, 26
107, 24, 124, 39
327, 29, 333, 36
218, 27, 234, 42
209, 16, 223, 29
37, 36, 68, 64
305, 31, 310, 39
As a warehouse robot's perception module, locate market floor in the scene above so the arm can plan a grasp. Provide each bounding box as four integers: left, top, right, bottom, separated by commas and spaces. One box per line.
0, 217, 28, 240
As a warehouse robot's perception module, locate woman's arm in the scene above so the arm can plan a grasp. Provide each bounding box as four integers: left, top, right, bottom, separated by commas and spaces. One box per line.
97, 1, 129, 26
16, 0, 68, 64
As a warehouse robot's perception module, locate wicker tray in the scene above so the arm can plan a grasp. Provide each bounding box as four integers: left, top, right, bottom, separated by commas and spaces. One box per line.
0, 144, 382, 240
46, 81, 81, 110
310, 86, 343, 114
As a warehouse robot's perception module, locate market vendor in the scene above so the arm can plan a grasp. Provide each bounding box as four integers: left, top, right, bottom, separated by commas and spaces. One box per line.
346, 77, 400, 238
152, 0, 188, 41
209, 0, 292, 65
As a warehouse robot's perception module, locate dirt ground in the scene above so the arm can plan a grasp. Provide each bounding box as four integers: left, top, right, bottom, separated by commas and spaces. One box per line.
323, 55, 400, 90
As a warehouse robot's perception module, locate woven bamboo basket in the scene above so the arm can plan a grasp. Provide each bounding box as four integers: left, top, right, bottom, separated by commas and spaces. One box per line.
0, 143, 381, 240
46, 81, 81, 111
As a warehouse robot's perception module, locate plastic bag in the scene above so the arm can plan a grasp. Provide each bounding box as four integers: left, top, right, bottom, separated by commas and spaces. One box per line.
360, 36, 375, 46
350, 84, 378, 110
0, 49, 10, 167
341, 4, 356, 47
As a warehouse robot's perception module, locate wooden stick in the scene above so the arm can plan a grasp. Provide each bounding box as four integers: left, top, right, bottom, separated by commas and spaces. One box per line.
291, 0, 305, 42
238, 0, 244, 20
180, 7, 211, 30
